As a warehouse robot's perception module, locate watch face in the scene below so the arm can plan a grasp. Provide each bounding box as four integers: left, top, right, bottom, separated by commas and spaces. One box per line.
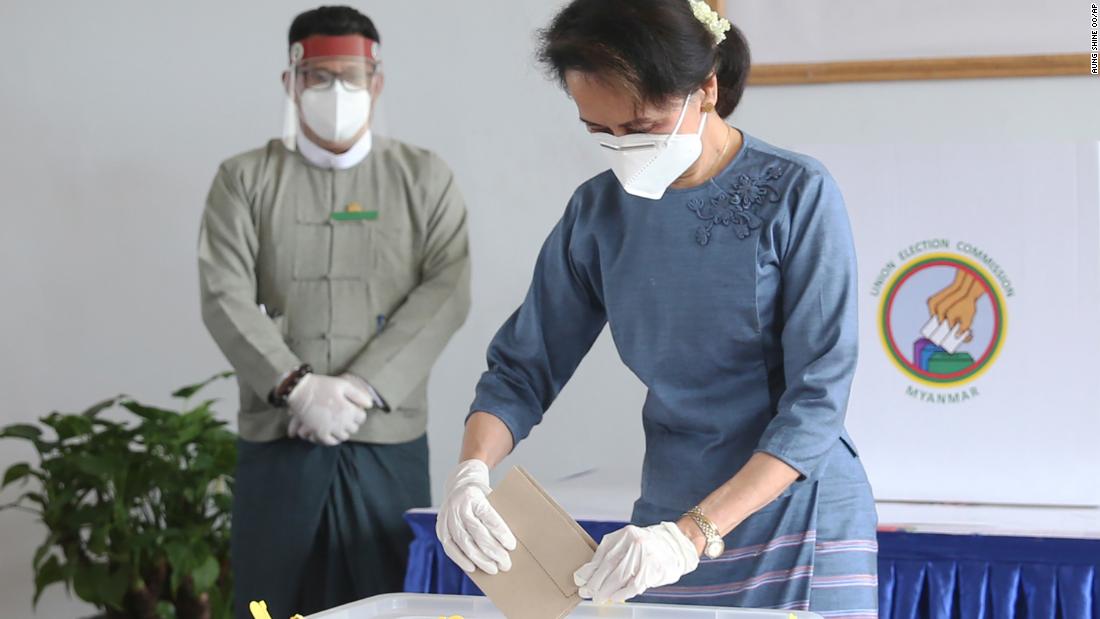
705, 540, 725, 559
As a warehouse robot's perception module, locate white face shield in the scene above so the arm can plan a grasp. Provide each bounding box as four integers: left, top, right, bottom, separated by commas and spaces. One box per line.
281, 35, 381, 151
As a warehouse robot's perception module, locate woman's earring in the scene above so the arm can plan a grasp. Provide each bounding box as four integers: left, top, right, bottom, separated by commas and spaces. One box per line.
702, 102, 716, 113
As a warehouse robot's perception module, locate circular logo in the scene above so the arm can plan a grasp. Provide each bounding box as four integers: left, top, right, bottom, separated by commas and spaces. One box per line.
879, 253, 1007, 386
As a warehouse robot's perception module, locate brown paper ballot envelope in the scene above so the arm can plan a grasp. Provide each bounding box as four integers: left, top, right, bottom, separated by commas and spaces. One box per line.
468, 466, 598, 619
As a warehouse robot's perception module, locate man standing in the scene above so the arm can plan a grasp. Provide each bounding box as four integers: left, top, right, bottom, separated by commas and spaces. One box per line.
198, 7, 470, 617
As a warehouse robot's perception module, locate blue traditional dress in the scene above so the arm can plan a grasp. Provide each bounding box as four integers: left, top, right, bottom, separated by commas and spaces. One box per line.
469, 129, 878, 616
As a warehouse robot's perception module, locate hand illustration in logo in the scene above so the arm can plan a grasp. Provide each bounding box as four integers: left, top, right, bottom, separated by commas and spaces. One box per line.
914, 268, 987, 375
926, 268, 986, 346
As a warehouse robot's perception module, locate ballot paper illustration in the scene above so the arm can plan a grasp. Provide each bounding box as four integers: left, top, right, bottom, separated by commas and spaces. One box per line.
469, 467, 598, 619
919, 316, 970, 355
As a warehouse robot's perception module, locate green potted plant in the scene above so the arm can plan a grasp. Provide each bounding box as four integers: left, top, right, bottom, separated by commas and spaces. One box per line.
1, 372, 237, 619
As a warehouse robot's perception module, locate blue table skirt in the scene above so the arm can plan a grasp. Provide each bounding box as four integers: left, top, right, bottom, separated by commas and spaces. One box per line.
403, 511, 1100, 619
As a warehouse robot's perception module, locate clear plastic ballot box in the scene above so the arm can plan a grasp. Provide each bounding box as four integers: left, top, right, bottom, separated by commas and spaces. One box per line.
307, 593, 824, 619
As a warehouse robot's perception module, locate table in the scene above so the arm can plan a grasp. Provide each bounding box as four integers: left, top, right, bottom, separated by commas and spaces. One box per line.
310, 593, 822, 618
404, 509, 1100, 619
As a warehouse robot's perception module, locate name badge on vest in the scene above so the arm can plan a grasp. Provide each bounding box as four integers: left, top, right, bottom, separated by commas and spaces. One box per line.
331, 202, 378, 222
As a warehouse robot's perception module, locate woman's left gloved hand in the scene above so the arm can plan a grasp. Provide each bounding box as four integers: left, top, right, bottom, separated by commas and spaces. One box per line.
574, 522, 701, 604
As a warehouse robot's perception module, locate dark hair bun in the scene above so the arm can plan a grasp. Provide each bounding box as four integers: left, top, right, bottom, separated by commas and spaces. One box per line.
714, 24, 750, 117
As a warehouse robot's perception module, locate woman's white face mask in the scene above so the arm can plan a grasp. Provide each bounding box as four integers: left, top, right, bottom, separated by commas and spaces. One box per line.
592, 93, 707, 200
299, 81, 372, 144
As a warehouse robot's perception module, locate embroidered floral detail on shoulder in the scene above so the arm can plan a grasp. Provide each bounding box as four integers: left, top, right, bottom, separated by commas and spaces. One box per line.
687, 164, 786, 246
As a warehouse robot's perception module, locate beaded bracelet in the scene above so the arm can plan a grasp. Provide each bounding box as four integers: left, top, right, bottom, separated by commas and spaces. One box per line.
268, 364, 313, 408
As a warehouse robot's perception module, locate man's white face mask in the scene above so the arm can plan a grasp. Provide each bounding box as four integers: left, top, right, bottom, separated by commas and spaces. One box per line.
299, 81, 372, 144
592, 92, 707, 200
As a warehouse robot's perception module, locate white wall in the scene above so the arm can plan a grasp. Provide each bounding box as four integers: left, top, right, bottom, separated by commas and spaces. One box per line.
1, 1, 1097, 617
731, 0, 1087, 62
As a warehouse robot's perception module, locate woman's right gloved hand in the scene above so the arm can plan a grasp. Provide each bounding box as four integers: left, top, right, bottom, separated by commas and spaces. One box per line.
437, 459, 517, 575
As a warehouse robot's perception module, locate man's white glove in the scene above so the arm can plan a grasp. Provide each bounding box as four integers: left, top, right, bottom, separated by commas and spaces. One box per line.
340, 373, 387, 411
437, 459, 517, 575
574, 522, 700, 604
286, 374, 372, 446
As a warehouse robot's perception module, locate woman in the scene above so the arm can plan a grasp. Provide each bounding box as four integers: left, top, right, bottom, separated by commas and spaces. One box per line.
437, 0, 877, 615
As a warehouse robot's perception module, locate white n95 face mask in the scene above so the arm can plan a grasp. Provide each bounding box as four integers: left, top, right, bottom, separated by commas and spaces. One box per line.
299, 81, 371, 144
593, 93, 707, 200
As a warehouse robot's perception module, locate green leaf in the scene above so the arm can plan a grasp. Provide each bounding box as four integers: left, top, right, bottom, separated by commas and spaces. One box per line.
190, 555, 220, 593
87, 527, 108, 555
205, 585, 232, 619
32, 537, 57, 571
89, 417, 124, 430
120, 400, 174, 423
73, 454, 122, 479
177, 423, 205, 445
48, 415, 94, 440
155, 600, 177, 619
101, 567, 131, 610
33, 555, 66, 607
164, 541, 192, 594
171, 371, 234, 400
2, 462, 32, 487
71, 504, 110, 527
1, 423, 42, 442
212, 492, 232, 514
72, 562, 107, 606
71, 562, 129, 609
182, 400, 220, 422
13, 491, 46, 508
191, 453, 214, 471
1, 490, 46, 514
81, 397, 119, 419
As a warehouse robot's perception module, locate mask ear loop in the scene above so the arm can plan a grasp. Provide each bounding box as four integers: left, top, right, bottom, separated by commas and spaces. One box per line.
281, 43, 304, 151
664, 92, 697, 145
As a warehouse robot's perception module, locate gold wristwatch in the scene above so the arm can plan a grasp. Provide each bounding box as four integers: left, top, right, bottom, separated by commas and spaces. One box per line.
684, 506, 725, 559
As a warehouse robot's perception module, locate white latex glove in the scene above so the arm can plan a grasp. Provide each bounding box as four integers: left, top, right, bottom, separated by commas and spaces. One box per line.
574, 522, 700, 604
340, 373, 386, 410
286, 374, 372, 446
437, 459, 517, 575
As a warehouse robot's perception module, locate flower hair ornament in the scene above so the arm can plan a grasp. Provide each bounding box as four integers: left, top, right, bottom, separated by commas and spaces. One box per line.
688, 0, 732, 44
